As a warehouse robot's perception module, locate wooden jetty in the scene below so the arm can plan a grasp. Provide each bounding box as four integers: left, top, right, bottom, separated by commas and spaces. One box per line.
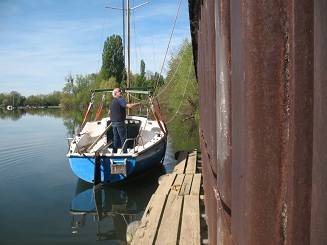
130, 150, 208, 244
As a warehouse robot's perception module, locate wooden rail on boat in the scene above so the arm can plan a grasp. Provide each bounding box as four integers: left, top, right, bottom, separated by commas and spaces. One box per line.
130, 150, 208, 244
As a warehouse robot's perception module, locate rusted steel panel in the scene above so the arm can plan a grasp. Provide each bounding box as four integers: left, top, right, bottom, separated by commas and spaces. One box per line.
196, 0, 219, 243
286, 1, 314, 244
215, 0, 232, 211
189, 0, 326, 244
311, 0, 327, 244
201, 143, 218, 245
231, 0, 293, 243
201, 0, 217, 178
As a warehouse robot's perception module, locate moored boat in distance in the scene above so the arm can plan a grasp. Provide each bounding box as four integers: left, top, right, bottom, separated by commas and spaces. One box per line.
67, 88, 168, 186
6, 105, 17, 110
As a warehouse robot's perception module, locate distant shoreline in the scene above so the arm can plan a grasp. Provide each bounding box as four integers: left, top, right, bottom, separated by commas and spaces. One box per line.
1, 105, 62, 110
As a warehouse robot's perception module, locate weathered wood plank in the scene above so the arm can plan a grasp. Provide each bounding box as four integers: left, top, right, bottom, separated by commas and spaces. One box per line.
190, 173, 202, 195
179, 195, 201, 245
169, 174, 185, 195
185, 150, 197, 174
179, 174, 193, 196
131, 149, 204, 244
131, 174, 177, 244
155, 194, 183, 244
156, 173, 176, 196
173, 150, 188, 173
131, 193, 167, 245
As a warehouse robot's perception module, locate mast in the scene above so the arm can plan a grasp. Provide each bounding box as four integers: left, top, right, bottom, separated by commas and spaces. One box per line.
127, 0, 130, 90
106, 1, 149, 105
126, 1, 149, 101
126, 0, 131, 107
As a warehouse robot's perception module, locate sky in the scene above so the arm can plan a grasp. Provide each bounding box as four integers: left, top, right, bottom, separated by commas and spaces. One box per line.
0, 0, 191, 96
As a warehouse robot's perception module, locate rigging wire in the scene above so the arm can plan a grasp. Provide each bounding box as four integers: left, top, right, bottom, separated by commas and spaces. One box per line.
154, 0, 183, 96
165, 57, 194, 124
96, 5, 109, 74
155, 45, 188, 98
131, 5, 145, 72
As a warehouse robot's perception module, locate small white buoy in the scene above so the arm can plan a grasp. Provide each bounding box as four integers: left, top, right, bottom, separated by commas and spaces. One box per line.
158, 174, 169, 184
126, 221, 141, 243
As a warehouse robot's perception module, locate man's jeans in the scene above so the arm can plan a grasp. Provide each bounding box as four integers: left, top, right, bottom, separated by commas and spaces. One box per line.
112, 121, 127, 153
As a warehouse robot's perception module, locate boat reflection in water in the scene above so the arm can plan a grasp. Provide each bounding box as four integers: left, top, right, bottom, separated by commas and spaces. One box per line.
70, 165, 166, 243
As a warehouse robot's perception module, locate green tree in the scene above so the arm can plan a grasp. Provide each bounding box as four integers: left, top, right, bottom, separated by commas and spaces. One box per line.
61, 73, 97, 109
101, 35, 125, 84
134, 59, 146, 87
148, 71, 164, 88
157, 38, 199, 151
140, 59, 145, 79
46, 91, 62, 106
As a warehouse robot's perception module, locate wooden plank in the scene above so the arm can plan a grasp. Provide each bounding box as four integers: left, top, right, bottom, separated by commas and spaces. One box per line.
190, 173, 202, 195
155, 194, 183, 244
131, 193, 167, 245
131, 149, 204, 245
179, 195, 201, 245
170, 174, 185, 195
140, 194, 155, 220
185, 150, 197, 174
173, 150, 188, 173
132, 174, 178, 244
156, 173, 176, 196
179, 174, 193, 196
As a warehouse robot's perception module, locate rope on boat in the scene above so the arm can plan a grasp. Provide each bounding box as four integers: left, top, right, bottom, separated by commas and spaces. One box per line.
154, 97, 166, 123
154, 46, 188, 98
94, 92, 107, 121
78, 92, 95, 134
149, 96, 168, 137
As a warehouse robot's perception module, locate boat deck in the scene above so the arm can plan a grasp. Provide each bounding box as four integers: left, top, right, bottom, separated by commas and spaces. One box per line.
130, 150, 208, 244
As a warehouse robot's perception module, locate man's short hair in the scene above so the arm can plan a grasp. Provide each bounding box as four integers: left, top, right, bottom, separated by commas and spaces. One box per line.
112, 88, 118, 97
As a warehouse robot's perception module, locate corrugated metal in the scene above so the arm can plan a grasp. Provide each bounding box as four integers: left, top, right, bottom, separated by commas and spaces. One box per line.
197, 0, 219, 243
189, 0, 327, 244
311, 0, 327, 244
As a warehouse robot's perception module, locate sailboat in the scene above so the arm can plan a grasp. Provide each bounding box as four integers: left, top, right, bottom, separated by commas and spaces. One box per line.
7, 95, 17, 110
67, 1, 168, 186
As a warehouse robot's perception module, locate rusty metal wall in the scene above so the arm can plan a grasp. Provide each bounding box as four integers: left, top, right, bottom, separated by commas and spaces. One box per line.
189, 0, 327, 244
311, 0, 327, 244
196, 0, 219, 243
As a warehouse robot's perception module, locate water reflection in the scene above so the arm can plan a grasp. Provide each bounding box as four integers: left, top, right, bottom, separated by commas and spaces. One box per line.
0, 107, 63, 120
70, 165, 166, 243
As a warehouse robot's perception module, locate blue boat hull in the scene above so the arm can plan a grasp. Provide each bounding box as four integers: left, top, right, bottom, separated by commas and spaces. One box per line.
68, 139, 166, 185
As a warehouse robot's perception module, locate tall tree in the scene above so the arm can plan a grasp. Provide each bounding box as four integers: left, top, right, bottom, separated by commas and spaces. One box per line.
101, 35, 125, 84
135, 59, 146, 87
140, 59, 145, 79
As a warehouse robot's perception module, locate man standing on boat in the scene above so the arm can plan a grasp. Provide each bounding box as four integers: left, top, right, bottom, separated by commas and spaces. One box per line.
109, 88, 143, 153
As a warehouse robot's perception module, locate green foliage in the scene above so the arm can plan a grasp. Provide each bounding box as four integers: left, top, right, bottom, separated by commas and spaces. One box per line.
157, 39, 199, 151
60, 73, 97, 109
101, 35, 125, 84
0, 91, 61, 108
140, 60, 146, 79
99, 76, 119, 89
134, 59, 146, 88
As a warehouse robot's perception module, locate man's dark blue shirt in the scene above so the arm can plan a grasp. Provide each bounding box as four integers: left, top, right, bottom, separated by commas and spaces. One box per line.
110, 98, 127, 121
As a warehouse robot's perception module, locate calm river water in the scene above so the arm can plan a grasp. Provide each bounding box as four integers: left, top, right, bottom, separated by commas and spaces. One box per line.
0, 108, 191, 245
